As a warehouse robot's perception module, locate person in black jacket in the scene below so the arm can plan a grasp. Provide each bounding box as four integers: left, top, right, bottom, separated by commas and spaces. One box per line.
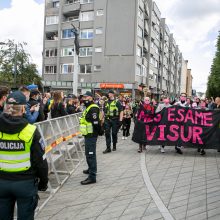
80, 91, 101, 185
0, 91, 48, 220
51, 91, 68, 118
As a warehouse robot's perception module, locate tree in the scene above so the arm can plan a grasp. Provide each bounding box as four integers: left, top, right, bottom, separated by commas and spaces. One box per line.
0, 40, 42, 88
206, 32, 220, 98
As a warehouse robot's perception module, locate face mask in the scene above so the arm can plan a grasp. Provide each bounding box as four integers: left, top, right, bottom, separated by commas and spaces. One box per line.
83, 100, 91, 107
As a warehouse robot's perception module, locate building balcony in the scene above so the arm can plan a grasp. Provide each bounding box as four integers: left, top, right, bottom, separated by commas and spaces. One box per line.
63, 2, 80, 16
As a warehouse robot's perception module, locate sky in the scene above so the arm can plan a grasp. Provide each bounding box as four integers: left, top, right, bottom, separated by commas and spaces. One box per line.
0, 0, 219, 92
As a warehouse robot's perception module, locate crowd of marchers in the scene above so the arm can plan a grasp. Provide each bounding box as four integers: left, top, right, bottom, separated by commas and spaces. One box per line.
134, 93, 220, 155
1, 84, 220, 219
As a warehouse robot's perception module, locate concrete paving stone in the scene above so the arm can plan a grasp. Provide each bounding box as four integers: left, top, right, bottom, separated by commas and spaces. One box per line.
207, 200, 220, 211
122, 205, 147, 218
128, 199, 151, 209
185, 212, 207, 220
187, 199, 207, 211
168, 199, 188, 209
190, 185, 206, 193
188, 194, 206, 203
208, 214, 220, 220
141, 213, 163, 220
101, 204, 128, 215
207, 195, 220, 204
186, 205, 207, 217
207, 186, 220, 194
208, 207, 220, 218
170, 194, 189, 203
169, 210, 186, 220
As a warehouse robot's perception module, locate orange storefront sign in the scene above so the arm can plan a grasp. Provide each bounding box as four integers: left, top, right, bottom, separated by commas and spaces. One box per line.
100, 83, 124, 89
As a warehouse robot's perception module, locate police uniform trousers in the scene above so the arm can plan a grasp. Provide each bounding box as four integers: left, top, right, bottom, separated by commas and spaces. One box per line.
0, 178, 38, 220
104, 118, 118, 148
85, 136, 97, 181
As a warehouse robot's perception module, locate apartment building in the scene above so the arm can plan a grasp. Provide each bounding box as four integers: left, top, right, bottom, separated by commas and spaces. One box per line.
42, 0, 185, 98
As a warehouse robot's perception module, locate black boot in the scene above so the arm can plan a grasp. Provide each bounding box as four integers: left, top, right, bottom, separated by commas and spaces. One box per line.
81, 178, 96, 185
103, 148, 111, 154
175, 146, 183, 154
200, 149, 206, 156
83, 169, 89, 174
138, 144, 142, 153
113, 144, 116, 151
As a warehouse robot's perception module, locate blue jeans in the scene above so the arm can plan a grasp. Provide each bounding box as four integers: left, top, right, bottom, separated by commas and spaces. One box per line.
85, 137, 97, 181
0, 179, 38, 220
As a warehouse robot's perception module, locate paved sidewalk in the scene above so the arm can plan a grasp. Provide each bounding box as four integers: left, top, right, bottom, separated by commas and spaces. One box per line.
36, 133, 220, 220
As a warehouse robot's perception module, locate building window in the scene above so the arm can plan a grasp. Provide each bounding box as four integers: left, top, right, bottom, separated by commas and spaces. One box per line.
61, 48, 74, 56
80, 11, 94, 21
136, 64, 141, 75
94, 65, 101, 71
52, 1, 59, 8
45, 65, 57, 74
80, 0, 94, 4
137, 46, 142, 57
80, 64, 92, 74
80, 29, 94, 39
95, 47, 102, 53
61, 64, 74, 74
95, 27, 103, 35
96, 9, 104, 16
45, 48, 58, 57
46, 16, 58, 25
66, 0, 79, 4
64, 15, 79, 22
137, 26, 143, 38
79, 47, 93, 57
62, 29, 74, 39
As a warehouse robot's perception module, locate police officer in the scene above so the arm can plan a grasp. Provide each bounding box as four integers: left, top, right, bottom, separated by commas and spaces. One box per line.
0, 91, 48, 220
80, 91, 101, 185
103, 90, 123, 153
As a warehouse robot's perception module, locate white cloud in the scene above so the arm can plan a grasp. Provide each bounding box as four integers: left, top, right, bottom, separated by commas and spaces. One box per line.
155, 0, 220, 92
0, 0, 44, 74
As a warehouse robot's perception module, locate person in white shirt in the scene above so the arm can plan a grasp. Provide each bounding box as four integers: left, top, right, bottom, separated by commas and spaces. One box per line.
156, 97, 171, 153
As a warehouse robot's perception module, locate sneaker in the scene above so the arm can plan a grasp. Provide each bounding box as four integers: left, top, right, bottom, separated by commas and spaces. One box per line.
161, 148, 165, 153
125, 137, 127, 140
122, 136, 125, 140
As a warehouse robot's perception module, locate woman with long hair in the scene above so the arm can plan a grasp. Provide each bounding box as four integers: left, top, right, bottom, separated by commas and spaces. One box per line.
50, 91, 67, 118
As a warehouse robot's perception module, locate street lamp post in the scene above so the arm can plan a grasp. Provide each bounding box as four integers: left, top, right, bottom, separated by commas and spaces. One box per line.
71, 24, 80, 95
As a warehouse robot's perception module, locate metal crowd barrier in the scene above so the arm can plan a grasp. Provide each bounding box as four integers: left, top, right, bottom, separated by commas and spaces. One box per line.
34, 112, 85, 215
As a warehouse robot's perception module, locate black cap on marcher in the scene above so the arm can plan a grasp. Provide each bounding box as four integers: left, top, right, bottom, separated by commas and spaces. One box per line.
83, 91, 93, 97
108, 90, 115, 94
6, 91, 27, 105
67, 94, 77, 99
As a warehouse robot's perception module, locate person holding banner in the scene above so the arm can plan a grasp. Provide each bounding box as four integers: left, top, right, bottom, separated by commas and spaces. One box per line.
0, 91, 48, 220
135, 97, 154, 153
174, 93, 188, 154
156, 97, 171, 153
